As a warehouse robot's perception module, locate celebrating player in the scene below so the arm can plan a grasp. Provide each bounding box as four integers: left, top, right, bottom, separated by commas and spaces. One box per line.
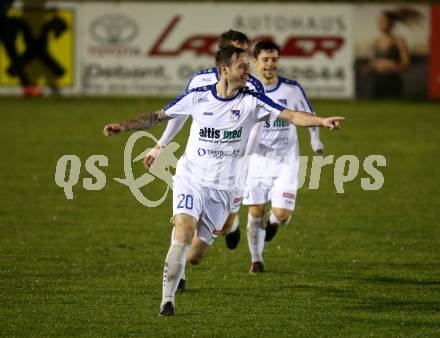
103, 30, 262, 291
243, 41, 323, 273
141, 30, 262, 254
105, 46, 344, 316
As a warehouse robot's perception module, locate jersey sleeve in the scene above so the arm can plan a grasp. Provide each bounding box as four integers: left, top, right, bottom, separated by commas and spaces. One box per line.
186, 67, 217, 90
294, 84, 313, 113
157, 115, 189, 147
186, 74, 200, 90
254, 93, 285, 122
164, 90, 194, 118
292, 84, 321, 141
247, 75, 265, 94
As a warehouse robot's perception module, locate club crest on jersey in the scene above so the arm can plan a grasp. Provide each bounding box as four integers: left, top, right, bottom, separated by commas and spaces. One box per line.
278, 98, 287, 105
231, 109, 240, 119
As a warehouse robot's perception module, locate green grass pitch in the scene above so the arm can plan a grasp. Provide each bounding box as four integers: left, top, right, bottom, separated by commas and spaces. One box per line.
1, 97, 439, 337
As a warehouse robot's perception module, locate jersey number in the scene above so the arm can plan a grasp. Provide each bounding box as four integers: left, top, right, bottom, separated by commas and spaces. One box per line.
177, 194, 194, 210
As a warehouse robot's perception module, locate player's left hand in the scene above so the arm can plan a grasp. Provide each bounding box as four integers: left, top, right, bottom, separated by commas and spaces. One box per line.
311, 140, 324, 154
103, 123, 123, 136
143, 144, 163, 169
322, 117, 344, 130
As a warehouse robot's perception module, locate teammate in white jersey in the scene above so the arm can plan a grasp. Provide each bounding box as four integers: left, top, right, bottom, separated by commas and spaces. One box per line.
143, 31, 263, 256
243, 41, 324, 273
104, 46, 344, 316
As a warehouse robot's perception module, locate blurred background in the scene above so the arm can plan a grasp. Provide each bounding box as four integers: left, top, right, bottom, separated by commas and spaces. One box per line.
1, 0, 439, 99
1, 1, 439, 337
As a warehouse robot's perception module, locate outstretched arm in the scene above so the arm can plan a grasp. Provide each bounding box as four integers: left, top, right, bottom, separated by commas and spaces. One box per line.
157, 116, 189, 147
278, 109, 344, 129
103, 108, 170, 136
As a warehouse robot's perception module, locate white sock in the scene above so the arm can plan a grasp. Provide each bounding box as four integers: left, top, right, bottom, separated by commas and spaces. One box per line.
227, 215, 239, 234
269, 211, 292, 226
170, 227, 186, 280
247, 213, 265, 263
161, 241, 189, 306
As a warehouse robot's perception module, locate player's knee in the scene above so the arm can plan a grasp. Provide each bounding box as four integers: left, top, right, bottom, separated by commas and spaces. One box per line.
174, 217, 196, 244
187, 253, 203, 265
273, 209, 292, 224
249, 205, 265, 218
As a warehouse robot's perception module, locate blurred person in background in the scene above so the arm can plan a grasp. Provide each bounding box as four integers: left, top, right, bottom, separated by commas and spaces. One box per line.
21, 2, 67, 95
364, 8, 423, 98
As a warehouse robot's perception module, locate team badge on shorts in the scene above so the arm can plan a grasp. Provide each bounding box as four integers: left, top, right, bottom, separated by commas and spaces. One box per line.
282, 192, 296, 199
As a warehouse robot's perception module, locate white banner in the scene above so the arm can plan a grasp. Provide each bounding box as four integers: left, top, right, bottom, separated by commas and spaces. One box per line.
78, 2, 354, 98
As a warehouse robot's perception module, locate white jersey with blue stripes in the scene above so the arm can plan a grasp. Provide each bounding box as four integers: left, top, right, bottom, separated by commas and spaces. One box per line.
157, 67, 265, 147
164, 85, 284, 189
248, 76, 314, 157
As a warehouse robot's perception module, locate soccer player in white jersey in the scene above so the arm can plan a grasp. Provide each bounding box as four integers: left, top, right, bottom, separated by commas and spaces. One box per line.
243, 41, 324, 273
143, 30, 263, 255
103, 30, 261, 292
104, 46, 344, 316
144, 30, 264, 168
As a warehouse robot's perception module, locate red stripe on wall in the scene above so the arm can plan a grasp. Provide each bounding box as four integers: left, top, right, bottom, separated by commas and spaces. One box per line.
429, 5, 440, 99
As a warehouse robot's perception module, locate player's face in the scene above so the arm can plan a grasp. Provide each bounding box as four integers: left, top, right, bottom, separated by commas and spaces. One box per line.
255, 49, 279, 81
225, 52, 250, 88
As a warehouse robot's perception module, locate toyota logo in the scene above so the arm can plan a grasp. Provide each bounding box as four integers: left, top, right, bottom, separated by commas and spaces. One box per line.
90, 14, 138, 44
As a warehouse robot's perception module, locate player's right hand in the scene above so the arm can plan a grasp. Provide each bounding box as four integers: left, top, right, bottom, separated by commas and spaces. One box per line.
322, 117, 345, 130
143, 144, 163, 169
103, 123, 123, 136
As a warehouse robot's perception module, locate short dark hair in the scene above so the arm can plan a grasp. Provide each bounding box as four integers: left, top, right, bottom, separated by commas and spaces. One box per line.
383, 8, 423, 27
215, 46, 246, 72
253, 40, 280, 59
218, 30, 250, 49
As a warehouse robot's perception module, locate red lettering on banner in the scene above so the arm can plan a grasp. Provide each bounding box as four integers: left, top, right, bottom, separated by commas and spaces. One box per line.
149, 17, 344, 58
149, 16, 218, 56
281, 36, 344, 58
149, 16, 180, 56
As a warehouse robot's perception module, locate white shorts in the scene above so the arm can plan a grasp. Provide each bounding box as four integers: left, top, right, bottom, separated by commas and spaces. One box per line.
172, 175, 242, 246
243, 176, 297, 210
243, 156, 298, 210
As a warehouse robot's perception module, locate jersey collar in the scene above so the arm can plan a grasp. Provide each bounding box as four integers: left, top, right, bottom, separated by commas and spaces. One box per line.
265, 77, 281, 93
210, 84, 242, 102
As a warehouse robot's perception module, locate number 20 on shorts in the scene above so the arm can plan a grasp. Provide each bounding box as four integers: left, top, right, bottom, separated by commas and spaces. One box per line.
177, 194, 194, 210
